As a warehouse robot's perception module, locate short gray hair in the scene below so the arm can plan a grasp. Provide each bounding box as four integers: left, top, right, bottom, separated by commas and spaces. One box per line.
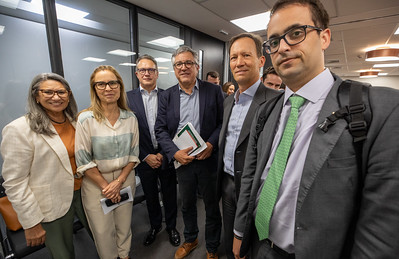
136, 54, 158, 70
171, 46, 199, 65
27, 73, 78, 136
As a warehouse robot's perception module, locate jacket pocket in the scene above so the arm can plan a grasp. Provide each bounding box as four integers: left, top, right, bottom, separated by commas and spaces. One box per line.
30, 185, 52, 215
327, 155, 357, 169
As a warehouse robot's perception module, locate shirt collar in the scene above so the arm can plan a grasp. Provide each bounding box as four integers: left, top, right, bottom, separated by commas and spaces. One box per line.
284, 68, 334, 105
139, 85, 158, 94
234, 79, 260, 103
178, 79, 199, 93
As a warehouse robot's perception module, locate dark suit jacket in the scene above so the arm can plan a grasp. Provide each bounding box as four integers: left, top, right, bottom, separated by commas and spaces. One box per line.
155, 79, 224, 164
216, 82, 280, 199
127, 88, 168, 170
235, 75, 399, 258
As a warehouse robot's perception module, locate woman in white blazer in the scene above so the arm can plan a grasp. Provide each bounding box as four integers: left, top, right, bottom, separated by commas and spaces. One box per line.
1, 73, 91, 259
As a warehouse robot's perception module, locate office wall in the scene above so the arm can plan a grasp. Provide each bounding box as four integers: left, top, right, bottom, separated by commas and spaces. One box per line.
191, 29, 225, 83
342, 76, 399, 90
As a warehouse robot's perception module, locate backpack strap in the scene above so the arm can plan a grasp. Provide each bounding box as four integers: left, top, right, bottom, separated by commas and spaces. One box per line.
318, 80, 371, 143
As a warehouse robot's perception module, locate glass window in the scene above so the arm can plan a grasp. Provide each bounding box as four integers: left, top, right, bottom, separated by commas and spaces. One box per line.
56, 0, 132, 110
138, 14, 182, 90
0, 6, 51, 174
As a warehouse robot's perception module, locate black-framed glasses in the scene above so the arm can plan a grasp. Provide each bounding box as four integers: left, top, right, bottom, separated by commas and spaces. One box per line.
264, 25, 323, 54
137, 68, 157, 75
94, 80, 120, 90
39, 89, 69, 98
173, 60, 197, 69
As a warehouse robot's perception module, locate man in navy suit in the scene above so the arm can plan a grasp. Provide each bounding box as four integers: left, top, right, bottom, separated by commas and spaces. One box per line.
127, 54, 180, 248
155, 46, 223, 259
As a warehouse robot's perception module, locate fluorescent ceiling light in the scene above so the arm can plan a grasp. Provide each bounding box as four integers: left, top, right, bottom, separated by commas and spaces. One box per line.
0, 25, 4, 35
373, 63, 399, 68
158, 72, 168, 75
147, 36, 184, 49
158, 66, 169, 70
82, 57, 106, 62
17, 0, 101, 29
108, 49, 135, 57
395, 27, 399, 35
119, 63, 136, 66
378, 73, 388, 76
231, 11, 270, 32
155, 57, 171, 63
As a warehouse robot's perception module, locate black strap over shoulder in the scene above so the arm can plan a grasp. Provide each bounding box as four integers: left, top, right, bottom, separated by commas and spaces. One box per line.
318, 80, 371, 143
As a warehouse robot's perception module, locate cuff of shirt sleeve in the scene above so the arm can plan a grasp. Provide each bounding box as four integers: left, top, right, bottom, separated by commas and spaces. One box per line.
233, 229, 243, 238
76, 161, 97, 178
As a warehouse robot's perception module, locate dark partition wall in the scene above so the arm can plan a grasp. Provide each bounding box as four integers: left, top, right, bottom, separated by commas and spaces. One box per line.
191, 30, 225, 84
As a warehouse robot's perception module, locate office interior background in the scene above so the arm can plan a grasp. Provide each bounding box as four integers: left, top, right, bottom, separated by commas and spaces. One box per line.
0, 0, 399, 173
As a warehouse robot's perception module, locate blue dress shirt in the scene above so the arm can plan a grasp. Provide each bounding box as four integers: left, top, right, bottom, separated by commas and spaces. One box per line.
223, 81, 260, 176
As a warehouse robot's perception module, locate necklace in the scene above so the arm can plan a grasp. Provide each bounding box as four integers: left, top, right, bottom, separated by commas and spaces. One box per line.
49, 116, 67, 124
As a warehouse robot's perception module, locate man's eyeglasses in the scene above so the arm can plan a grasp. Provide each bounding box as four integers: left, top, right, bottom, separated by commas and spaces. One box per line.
137, 68, 157, 75
39, 89, 69, 98
263, 25, 323, 54
94, 80, 120, 90
173, 60, 197, 69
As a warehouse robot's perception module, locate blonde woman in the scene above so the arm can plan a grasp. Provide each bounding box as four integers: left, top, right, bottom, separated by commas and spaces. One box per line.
75, 65, 139, 259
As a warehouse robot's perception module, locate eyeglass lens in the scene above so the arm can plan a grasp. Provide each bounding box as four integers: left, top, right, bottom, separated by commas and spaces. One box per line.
95, 80, 120, 89
40, 89, 69, 98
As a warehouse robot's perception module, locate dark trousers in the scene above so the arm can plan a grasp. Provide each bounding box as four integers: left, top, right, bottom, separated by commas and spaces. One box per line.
221, 173, 236, 259
137, 166, 177, 230
176, 158, 222, 253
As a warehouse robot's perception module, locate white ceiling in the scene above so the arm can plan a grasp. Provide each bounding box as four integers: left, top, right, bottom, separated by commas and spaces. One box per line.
125, 0, 399, 77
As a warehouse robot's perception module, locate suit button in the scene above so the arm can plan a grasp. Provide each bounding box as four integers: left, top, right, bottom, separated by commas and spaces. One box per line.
236, 150, 241, 154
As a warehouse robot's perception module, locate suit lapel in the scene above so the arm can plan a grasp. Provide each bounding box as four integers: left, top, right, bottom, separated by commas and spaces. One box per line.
198, 80, 206, 128
41, 124, 73, 176
219, 95, 234, 147
236, 83, 266, 148
173, 85, 180, 121
296, 78, 347, 213
256, 97, 284, 172
133, 90, 150, 130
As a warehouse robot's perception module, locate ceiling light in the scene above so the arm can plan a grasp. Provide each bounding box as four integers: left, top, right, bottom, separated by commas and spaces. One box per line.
147, 36, 184, 49
359, 71, 379, 78
0, 25, 4, 35
230, 11, 270, 32
108, 49, 135, 57
82, 57, 106, 62
365, 48, 399, 62
373, 63, 399, 68
17, 0, 101, 29
157, 67, 169, 69
119, 63, 136, 66
395, 27, 399, 35
378, 73, 388, 76
155, 57, 170, 63
158, 72, 168, 75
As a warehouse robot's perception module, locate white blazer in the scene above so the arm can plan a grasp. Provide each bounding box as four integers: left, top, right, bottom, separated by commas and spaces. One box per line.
1, 116, 75, 229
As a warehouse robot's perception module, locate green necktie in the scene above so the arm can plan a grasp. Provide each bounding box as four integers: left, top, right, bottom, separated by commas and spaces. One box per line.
255, 95, 306, 241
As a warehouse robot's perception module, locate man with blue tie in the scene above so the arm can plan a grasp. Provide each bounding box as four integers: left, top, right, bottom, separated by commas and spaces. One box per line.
127, 54, 180, 248
155, 46, 223, 259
